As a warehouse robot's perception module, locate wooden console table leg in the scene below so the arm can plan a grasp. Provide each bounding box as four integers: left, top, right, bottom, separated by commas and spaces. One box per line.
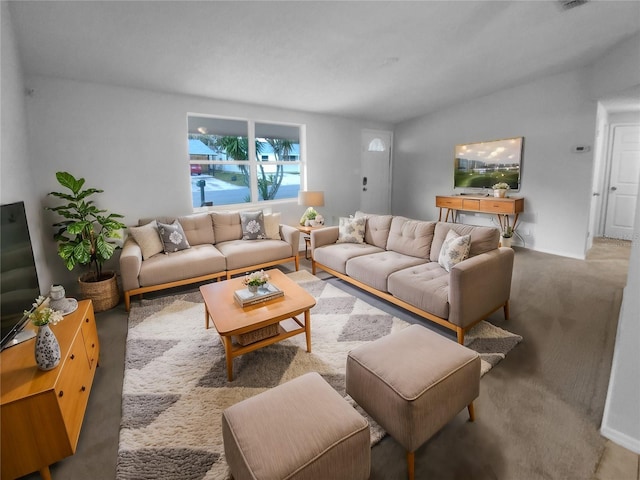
406, 451, 415, 480
204, 304, 210, 329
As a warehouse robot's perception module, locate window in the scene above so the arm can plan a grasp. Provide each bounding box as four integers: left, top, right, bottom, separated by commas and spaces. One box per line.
187, 115, 303, 208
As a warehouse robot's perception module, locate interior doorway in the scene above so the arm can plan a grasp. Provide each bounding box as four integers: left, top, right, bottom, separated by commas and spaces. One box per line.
360, 130, 392, 214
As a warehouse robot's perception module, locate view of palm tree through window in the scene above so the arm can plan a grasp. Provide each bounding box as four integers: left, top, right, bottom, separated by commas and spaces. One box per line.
188, 116, 302, 207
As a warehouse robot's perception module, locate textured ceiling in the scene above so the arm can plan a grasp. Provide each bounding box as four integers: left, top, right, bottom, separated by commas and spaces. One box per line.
8, 1, 640, 123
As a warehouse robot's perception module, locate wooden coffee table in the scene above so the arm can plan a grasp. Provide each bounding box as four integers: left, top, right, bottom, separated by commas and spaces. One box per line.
200, 269, 316, 381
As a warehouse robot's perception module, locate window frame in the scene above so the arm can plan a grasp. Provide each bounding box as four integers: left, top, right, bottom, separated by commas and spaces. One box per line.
187, 114, 307, 209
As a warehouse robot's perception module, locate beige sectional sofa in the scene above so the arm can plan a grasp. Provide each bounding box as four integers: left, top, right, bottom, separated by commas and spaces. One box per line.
120, 211, 300, 311
311, 214, 514, 344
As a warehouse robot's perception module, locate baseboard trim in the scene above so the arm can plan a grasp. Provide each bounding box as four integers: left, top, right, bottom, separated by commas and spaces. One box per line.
600, 425, 640, 454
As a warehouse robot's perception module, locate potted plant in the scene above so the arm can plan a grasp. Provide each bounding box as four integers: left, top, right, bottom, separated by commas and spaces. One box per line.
47, 172, 126, 312
492, 182, 510, 198
501, 226, 514, 248
299, 207, 318, 226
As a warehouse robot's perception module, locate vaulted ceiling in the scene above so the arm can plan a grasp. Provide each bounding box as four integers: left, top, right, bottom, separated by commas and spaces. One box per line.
8, 1, 640, 123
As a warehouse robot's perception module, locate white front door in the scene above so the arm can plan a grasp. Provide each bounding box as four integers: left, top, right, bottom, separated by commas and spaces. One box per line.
604, 125, 640, 240
360, 130, 392, 214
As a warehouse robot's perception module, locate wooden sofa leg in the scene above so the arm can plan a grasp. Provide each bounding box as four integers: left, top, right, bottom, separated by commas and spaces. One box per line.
124, 293, 131, 312
406, 451, 415, 480
468, 402, 475, 422
456, 328, 465, 345
311, 261, 316, 275
504, 301, 510, 320
295, 255, 300, 271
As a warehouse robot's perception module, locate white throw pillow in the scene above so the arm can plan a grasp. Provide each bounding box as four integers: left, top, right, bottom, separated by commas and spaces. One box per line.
263, 212, 281, 240
438, 229, 471, 272
336, 216, 366, 244
128, 220, 164, 260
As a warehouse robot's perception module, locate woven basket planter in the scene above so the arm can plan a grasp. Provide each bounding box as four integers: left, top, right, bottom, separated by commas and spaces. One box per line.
78, 271, 119, 312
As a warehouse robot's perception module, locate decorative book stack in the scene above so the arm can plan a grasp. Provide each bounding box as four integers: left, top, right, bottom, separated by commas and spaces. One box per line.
234, 283, 284, 308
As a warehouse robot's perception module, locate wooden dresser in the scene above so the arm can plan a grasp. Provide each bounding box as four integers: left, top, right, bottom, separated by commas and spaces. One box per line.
436, 195, 524, 232
1, 300, 99, 480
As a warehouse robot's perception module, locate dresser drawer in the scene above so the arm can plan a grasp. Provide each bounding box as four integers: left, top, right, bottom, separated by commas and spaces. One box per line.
56, 333, 94, 447
462, 199, 480, 211
81, 313, 99, 369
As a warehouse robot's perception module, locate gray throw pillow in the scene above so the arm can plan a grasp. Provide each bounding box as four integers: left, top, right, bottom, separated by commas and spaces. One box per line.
240, 211, 267, 240
157, 220, 191, 253
336, 216, 366, 244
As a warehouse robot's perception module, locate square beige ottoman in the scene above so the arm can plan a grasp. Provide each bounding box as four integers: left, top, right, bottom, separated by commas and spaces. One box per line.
222, 372, 370, 480
346, 324, 480, 480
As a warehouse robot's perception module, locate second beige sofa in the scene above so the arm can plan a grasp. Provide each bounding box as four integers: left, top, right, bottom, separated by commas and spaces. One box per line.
311, 214, 514, 344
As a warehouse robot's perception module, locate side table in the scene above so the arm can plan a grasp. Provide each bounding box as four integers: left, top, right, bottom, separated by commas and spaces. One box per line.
295, 225, 323, 260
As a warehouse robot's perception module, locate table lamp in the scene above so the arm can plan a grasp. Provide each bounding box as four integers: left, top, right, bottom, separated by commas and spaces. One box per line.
298, 191, 325, 226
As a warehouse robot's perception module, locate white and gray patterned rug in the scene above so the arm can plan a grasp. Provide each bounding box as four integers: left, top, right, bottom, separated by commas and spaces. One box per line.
116, 270, 522, 479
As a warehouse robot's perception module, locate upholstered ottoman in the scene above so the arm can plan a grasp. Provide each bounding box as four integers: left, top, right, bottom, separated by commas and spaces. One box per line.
222, 372, 370, 480
346, 324, 480, 480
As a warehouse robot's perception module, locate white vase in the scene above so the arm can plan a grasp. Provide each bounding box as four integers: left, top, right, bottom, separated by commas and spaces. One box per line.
35, 324, 61, 371
501, 236, 513, 248
494, 189, 507, 198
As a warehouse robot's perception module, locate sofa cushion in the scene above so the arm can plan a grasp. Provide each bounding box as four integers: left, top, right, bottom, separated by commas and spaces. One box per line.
430, 223, 499, 262
355, 212, 393, 249
386, 217, 436, 259
346, 251, 427, 292
337, 216, 366, 244
438, 229, 471, 272
211, 211, 243, 243
388, 263, 450, 319
128, 220, 164, 260
177, 213, 215, 246
240, 210, 267, 240
138, 244, 226, 287
216, 239, 293, 270
263, 212, 281, 240
157, 220, 191, 253
313, 243, 384, 274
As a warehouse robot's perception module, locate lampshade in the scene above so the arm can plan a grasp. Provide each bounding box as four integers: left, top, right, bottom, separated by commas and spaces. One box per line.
298, 191, 325, 207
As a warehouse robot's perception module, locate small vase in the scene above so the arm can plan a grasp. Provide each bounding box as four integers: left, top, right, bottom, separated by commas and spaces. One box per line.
248, 284, 259, 293
494, 189, 507, 198
501, 236, 513, 248
35, 324, 61, 371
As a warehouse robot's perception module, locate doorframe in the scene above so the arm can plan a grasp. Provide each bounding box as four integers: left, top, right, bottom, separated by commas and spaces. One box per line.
361, 129, 394, 214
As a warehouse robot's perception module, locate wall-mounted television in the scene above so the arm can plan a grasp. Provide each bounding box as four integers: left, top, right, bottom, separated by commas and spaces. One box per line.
1, 201, 41, 350
454, 137, 524, 191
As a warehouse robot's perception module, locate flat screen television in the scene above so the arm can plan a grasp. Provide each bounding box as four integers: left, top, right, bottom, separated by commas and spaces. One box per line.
1, 201, 41, 350
454, 137, 524, 191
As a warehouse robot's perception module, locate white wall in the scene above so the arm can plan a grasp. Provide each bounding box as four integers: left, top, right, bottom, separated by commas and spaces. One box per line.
394, 68, 597, 258
20, 75, 390, 291
0, 3, 51, 292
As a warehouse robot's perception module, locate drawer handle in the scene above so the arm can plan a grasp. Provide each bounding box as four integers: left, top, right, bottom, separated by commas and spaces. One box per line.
92, 343, 95, 348
85, 318, 90, 323
59, 391, 64, 397
70, 354, 75, 360
81, 386, 86, 392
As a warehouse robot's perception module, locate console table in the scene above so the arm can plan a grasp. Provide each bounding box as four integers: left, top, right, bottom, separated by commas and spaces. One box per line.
1, 300, 99, 480
436, 195, 524, 233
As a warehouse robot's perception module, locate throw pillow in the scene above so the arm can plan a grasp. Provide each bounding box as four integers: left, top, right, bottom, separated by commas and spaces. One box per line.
128, 220, 164, 260
263, 212, 281, 240
157, 220, 191, 253
438, 229, 471, 272
240, 210, 267, 240
336, 216, 366, 244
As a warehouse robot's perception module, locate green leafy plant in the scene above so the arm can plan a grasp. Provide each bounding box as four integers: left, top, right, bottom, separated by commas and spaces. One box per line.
502, 226, 514, 238
243, 270, 270, 287
47, 172, 126, 281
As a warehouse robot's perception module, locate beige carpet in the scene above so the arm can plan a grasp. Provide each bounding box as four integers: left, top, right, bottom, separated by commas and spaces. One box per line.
116, 271, 521, 479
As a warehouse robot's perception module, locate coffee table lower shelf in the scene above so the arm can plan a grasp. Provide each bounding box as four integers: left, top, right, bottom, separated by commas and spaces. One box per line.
217, 313, 311, 381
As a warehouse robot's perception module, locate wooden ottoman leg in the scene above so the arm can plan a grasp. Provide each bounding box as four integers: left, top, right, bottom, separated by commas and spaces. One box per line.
468, 402, 475, 421
406, 451, 415, 480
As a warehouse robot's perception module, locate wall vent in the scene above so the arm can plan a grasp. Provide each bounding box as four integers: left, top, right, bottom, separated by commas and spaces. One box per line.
558, 0, 589, 10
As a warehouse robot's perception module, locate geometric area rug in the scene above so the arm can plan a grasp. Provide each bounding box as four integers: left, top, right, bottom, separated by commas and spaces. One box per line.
116, 270, 522, 480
